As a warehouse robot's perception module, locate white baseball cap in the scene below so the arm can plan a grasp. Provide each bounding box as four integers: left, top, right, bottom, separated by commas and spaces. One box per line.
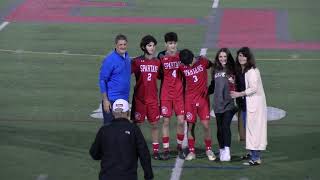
112, 99, 129, 112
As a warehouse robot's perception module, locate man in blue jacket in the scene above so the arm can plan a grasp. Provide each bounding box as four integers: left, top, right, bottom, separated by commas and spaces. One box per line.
99, 34, 131, 125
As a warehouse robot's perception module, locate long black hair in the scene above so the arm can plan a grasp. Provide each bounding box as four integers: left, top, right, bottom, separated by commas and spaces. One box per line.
235, 47, 256, 74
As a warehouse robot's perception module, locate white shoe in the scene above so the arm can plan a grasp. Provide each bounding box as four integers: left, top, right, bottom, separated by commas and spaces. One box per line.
206, 149, 216, 161
223, 147, 231, 161
219, 148, 225, 161
185, 152, 196, 161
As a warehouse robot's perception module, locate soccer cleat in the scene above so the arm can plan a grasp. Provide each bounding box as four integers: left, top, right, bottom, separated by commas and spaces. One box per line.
162, 151, 170, 160
178, 148, 189, 159
243, 159, 261, 166
152, 152, 161, 160
185, 152, 196, 161
206, 150, 216, 161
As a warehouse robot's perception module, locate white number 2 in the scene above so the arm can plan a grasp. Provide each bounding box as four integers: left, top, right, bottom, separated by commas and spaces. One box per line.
147, 73, 152, 81
172, 70, 177, 78
192, 75, 198, 82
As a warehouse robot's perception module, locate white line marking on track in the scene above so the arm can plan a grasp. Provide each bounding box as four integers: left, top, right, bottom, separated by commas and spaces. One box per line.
0, 48, 319, 61
212, 0, 220, 8
0, 21, 10, 31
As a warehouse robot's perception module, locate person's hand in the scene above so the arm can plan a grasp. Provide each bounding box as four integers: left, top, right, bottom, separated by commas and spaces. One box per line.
230, 91, 242, 98
103, 99, 111, 113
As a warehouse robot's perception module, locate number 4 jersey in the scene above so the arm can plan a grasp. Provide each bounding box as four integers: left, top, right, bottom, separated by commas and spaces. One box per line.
158, 52, 184, 101
131, 56, 161, 103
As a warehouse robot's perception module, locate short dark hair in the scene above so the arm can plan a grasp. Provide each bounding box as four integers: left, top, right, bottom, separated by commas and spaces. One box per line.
235, 47, 256, 73
179, 49, 194, 65
115, 34, 127, 44
164, 32, 178, 42
140, 35, 157, 53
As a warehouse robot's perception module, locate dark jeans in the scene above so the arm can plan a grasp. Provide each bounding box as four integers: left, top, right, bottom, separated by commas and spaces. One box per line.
250, 150, 261, 161
241, 110, 247, 128
101, 100, 114, 125
215, 110, 236, 148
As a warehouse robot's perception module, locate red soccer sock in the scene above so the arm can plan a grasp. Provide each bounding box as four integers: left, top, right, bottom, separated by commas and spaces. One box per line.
188, 138, 195, 153
152, 143, 159, 153
204, 139, 212, 151
162, 137, 170, 152
176, 133, 184, 151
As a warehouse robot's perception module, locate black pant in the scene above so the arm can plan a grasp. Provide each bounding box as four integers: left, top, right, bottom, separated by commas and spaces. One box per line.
215, 110, 235, 148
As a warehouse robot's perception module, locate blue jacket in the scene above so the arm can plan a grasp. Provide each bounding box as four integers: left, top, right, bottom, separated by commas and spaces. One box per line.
99, 50, 131, 101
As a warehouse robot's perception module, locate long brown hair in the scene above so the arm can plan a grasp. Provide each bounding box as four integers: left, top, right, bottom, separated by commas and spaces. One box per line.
213, 48, 235, 75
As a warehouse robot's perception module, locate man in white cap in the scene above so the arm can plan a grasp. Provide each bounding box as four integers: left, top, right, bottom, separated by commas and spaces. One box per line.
90, 99, 154, 180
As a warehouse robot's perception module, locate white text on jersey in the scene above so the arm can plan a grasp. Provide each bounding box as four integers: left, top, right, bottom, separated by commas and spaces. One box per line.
163, 61, 180, 70
140, 65, 159, 72
183, 65, 204, 76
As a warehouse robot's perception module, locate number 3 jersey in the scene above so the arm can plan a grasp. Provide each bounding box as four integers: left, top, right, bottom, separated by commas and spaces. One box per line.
131, 56, 161, 103
179, 56, 211, 101
158, 52, 184, 101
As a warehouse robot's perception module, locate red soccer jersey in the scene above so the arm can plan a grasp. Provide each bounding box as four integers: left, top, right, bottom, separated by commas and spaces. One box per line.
159, 52, 184, 100
131, 56, 161, 103
179, 56, 211, 101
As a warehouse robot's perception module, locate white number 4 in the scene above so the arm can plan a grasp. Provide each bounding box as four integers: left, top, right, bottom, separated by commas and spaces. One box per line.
172, 70, 176, 78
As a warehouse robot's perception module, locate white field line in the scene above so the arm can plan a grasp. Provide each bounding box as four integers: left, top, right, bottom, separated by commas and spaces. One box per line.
36, 174, 48, 180
170, 121, 188, 180
255, 58, 320, 61
0, 48, 319, 61
0, 21, 10, 31
212, 0, 220, 8
0, 48, 104, 57
205, 0, 220, 56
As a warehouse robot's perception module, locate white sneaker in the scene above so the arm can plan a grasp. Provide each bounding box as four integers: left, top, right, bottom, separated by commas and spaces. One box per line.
219, 148, 225, 161
185, 152, 196, 161
206, 149, 216, 161
223, 147, 231, 161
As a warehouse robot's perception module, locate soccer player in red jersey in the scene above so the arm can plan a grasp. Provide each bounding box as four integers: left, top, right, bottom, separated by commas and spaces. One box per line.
131, 35, 161, 160
158, 32, 185, 159
178, 49, 216, 161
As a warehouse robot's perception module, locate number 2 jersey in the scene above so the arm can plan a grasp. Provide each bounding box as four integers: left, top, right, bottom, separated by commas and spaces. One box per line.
158, 51, 184, 101
131, 56, 161, 103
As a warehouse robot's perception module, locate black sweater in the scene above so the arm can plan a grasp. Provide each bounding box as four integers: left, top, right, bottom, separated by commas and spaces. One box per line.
90, 118, 153, 180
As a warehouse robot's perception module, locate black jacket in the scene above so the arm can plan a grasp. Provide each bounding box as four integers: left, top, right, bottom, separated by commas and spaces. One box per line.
90, 118, 153, 180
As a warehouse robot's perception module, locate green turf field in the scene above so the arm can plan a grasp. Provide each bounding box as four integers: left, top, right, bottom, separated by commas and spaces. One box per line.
1, 0, 320, 179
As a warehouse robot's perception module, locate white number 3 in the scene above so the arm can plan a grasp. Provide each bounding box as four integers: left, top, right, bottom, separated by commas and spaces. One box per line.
192, 75, 198, 82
